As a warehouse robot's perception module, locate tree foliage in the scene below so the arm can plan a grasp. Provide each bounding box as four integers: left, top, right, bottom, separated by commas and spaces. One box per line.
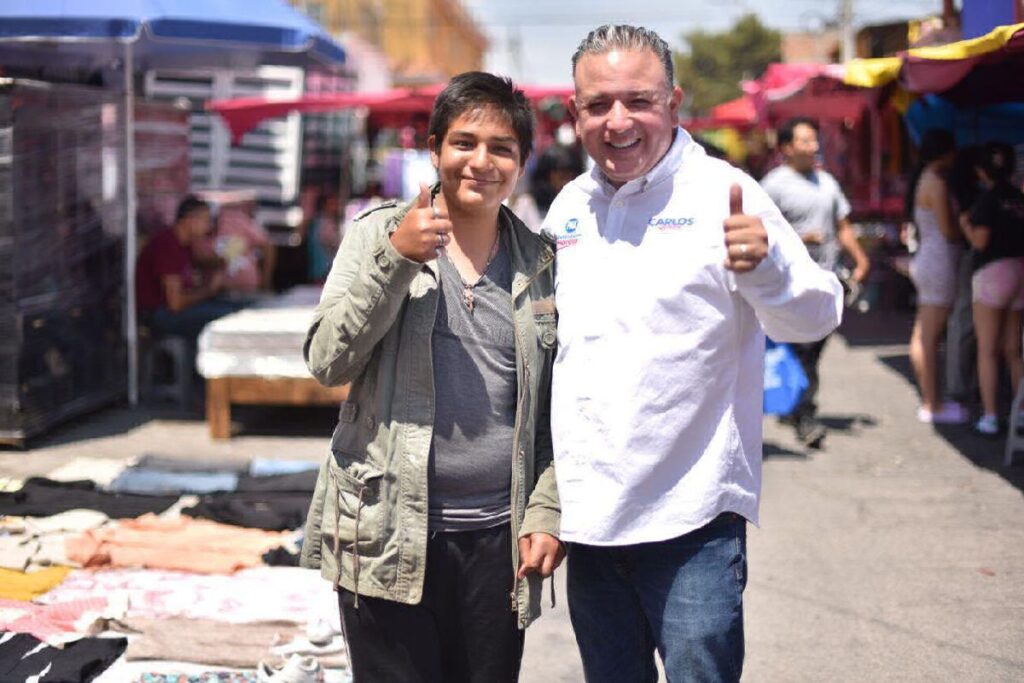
674, 14, 781, 116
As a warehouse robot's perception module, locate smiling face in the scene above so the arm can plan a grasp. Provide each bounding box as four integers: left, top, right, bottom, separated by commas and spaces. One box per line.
571, 48, 682, 187
430, 106, 523, 215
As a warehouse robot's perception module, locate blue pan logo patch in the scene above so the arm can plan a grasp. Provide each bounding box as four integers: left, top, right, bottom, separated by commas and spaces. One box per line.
557, 218, 581, 249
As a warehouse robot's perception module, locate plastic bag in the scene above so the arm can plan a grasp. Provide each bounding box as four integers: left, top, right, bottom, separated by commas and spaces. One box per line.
763, 339, 809, 415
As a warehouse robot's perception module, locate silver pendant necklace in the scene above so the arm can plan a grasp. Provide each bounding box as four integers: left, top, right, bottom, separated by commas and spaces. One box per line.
449, 231, 500, 313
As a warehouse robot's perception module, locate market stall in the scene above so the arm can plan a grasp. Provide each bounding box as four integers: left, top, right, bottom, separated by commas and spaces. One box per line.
0, 0, 347, 421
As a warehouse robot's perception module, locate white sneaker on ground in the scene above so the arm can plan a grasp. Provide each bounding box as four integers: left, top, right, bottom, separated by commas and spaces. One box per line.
974, 414, 999, 436
917, 402, 968, 424
257, 654, 324, 683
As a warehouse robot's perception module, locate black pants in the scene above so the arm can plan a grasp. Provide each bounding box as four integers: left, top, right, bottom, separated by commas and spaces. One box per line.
791, 335, 831, 419
338, 524, 524, 683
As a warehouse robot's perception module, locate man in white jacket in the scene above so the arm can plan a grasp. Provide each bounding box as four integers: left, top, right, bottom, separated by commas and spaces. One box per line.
542, 25, 844, 683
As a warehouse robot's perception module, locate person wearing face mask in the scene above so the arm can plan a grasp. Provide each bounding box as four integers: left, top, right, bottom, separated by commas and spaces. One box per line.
541, 25, 843, 683
760, 117, 872, 446
962, 141, 1024, 436
299, 72, 562, 682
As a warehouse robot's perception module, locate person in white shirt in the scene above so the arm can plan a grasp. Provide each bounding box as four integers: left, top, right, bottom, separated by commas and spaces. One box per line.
542, 25, 844, 683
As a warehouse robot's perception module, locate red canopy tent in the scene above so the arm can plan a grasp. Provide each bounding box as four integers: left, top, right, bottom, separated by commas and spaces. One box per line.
209, 83, 574, 144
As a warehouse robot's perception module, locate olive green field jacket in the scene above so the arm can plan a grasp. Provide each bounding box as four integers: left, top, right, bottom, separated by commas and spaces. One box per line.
299, 195, 560, 628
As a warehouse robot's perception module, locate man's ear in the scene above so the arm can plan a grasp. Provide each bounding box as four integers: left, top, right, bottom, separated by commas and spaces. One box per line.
668, 86, 683, 119
569, 97, 581, 138
427, 135, 439, 168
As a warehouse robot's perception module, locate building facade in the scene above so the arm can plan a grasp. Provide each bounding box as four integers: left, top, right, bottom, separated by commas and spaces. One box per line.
290, 0, 488, 86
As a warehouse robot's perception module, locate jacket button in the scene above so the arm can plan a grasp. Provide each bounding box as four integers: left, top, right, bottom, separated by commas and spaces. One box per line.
364, 415, 376, 430
542, 330, 556, 346
375, 252, 390, 270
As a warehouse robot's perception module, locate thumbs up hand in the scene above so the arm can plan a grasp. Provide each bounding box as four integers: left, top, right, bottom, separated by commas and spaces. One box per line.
723, 183, 768, 273
390, 184, 452, 263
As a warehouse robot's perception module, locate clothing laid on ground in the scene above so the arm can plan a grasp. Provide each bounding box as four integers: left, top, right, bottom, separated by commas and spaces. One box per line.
0, 510, 109, 571
0, 567, 70, 601
759, 164, 851, 272
248, 459, 320, 477
117, 618, 348, 669
183, 492, 310, 531
969, 182, 1024, 272
45, 458, 133, 487
300, 195, 558, 627
38, 568, 341, 629
338, 524, 522, 683
134, 455, 248, 474
543, 128, 843, 546
0, 478, 177, 518
0, 594, 126, 644
131, 673, 258, 683
108, 469, 239, 496
136, 228, 194, 313
0, 631, 126, 683
65, 514, 290, 573
429, 240, 515, 532
236, 471, 317, 493
910, 205, 962, 307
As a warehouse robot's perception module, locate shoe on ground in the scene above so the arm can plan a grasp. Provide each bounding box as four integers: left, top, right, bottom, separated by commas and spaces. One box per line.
917, 402, 969, 424
304, 618, 335, 646
795, 417, 827, 448
257, 654, 324, 683
974, 414, 999, 436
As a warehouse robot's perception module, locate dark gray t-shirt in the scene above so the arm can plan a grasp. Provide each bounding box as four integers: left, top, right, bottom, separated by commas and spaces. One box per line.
429, 233, 516, 531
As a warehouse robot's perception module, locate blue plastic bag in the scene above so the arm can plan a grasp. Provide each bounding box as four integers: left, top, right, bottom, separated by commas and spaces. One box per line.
763, 339, 809, 415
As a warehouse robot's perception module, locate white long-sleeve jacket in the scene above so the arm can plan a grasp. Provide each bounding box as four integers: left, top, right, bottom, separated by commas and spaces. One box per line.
542, 128, 843, 545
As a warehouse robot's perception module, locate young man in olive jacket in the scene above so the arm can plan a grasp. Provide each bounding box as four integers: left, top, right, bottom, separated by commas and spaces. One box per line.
300, 72, 562, 682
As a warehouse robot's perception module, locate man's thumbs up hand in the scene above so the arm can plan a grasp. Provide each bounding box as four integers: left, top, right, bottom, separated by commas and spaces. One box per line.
723, 183, 768, 273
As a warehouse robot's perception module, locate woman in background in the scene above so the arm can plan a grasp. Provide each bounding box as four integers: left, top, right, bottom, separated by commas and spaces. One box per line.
962, 142, 1024, 435
906, 129, 967, 423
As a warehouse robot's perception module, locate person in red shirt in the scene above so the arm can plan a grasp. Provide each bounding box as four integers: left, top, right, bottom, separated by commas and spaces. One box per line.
136, 195, 243, 342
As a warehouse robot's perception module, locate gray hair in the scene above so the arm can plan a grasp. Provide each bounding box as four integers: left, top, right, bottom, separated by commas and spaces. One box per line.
571, 25, 674, 89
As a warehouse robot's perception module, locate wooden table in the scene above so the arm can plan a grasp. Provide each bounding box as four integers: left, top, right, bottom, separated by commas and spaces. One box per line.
196, 286, 351, 439
205, 376, 348, 439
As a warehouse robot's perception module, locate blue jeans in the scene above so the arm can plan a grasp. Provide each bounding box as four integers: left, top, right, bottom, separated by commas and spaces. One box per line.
567, 513, 747, 683
146, 298, 246, 342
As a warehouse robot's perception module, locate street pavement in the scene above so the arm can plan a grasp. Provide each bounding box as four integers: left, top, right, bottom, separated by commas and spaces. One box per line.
1, 311, 1022, 681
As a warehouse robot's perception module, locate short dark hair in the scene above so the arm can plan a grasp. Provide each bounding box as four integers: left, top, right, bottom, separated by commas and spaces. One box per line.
979, 140, 1016, 183
175, 194, 209, 223
777, 117, 818, 147
428, 72, 534, 165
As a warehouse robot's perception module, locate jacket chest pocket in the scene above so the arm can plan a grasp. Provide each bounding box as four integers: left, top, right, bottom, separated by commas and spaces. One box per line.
532, 293, 557, 351
535, 313, 557, 350
324, 450, 385, 554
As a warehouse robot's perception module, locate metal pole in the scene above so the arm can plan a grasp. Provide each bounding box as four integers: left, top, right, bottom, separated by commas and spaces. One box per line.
839, 0, 856, 63
124, 42, 139, 405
